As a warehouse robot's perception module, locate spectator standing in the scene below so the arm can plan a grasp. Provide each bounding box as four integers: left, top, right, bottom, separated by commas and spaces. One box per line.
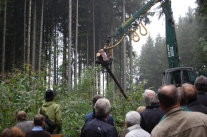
25, 114, 51, 137
15, 111, 34, 134
140, 89, 165, 133
0, 127, 24, 137
182, 83, 207, 114
85, 95, 114, 126
194, 76, 207, 108
125, 111, 150, 137
81, 98, 118, 137
151, 84, 207, 137
40, 89, 62, 133
159, 87, 190, 121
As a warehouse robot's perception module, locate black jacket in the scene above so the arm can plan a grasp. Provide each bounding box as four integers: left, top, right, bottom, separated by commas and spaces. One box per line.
140, 103, 165, 133
197, 92, 207, 108
187, 99, 207, 114
81, 118, 118, 137
25, 130, 51, 137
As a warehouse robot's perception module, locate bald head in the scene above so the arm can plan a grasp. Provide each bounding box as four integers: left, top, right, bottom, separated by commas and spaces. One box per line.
182, 83, 197, 103
143, 89, 158, 106
158, 84, 180, 109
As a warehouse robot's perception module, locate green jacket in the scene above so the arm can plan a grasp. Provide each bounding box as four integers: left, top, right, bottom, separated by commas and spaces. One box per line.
40, 101, 62, 131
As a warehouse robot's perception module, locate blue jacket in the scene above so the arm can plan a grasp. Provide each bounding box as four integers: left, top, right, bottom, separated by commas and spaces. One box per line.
81, 118, 118, 137
85, 112, 114, 126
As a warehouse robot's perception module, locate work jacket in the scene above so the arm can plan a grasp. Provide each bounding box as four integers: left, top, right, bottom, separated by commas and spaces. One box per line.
41, 101, 62, 132
140, 103, 165, 133
151, 107, 207, 137
81, 118, 118, 137
15, 120, 34, 134
187, 99, 207, 114
197, 91, 207, 108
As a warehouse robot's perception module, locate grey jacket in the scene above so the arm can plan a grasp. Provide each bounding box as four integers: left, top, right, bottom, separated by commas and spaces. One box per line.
15, 120, 34, 134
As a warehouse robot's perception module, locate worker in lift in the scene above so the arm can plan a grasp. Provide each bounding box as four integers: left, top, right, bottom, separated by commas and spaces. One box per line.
95, 49, 112, 66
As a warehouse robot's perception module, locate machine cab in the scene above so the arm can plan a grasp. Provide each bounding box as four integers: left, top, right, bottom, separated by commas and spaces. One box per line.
162, 67, 198, 87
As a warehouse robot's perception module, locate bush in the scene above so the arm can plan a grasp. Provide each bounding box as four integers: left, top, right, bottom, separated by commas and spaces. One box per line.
0, 66, 145, 136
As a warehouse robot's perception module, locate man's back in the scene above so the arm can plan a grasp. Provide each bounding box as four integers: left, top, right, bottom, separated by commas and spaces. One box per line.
197, 92, 207, 108
81, 118, 118, 137
140, 103, 164, 133
151, 107, 207, 137
15, 121, 34, 134
25, 130, 51, 137
187, 100, 207, 114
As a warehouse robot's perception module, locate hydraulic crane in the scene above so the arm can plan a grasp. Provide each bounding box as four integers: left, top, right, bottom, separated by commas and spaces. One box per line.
96, 0, 201, 98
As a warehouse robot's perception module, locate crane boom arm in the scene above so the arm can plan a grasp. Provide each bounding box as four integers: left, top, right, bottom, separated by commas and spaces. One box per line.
112, 0, 160, 37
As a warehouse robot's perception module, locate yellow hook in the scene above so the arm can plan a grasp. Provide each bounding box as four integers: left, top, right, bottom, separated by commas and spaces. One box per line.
130, 29, 140, 42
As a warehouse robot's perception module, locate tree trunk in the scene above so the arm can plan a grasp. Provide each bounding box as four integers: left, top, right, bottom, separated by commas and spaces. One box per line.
68, 0, 72, 90
24, 0, 27, 65
27, 0, 32, 65
92, 0, 96, 94
92, 0, 95, 66
74, 0, 79, 87
1, 0, 7, 80
38, 0, 44, 73
86, 30, 89, 67
62, 30, 67, 80
122, 0, 126, 92
129, 34, 133, 92
32, 0, 37, 71
54, 26, 57, 85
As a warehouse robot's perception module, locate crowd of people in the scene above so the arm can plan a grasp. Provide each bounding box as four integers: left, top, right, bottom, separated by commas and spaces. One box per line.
1, 76, 207, 137
0, 89, 62, 137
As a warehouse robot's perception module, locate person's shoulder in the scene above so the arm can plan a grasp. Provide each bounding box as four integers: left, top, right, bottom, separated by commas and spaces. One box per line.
42, 130, 51, 134
187, 111, 207, 118
85, 112, 93, 117
85, 112, 93, 121
151, 124, 164, 137
25, 130, 33, 136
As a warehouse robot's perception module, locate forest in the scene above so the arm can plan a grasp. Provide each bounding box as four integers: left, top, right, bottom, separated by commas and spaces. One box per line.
0, 0, 207, 136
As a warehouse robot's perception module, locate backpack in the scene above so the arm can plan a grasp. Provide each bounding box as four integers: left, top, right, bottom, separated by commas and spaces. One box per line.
40, 107, 56, 133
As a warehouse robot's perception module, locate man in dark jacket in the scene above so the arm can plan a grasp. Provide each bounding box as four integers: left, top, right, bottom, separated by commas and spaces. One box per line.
140, 89, 165, 133
194, 76, 207, 108
84, 95, 114, 126
25, 114, 51, 137
81, 98, 118, 137
182, 83, 207, 114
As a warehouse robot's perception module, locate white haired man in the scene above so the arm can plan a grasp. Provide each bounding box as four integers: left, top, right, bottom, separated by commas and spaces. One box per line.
125, 111, 150, 137
140, 89, 165, 133
81, 98, 118, 137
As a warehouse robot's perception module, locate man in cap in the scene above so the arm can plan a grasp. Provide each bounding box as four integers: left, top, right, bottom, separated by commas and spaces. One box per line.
40, 89, 62, 134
